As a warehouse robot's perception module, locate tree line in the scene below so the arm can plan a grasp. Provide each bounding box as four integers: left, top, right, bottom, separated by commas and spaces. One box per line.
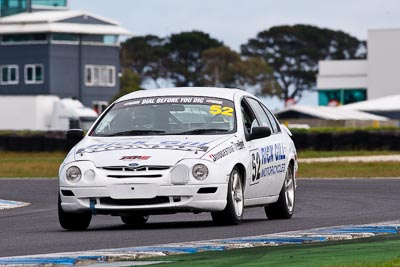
116, 24, 366, 103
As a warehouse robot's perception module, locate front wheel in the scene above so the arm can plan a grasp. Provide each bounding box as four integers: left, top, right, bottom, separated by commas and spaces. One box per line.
211, 167, 244, 225
58, 195, 92, 230
264, 164, 295, 219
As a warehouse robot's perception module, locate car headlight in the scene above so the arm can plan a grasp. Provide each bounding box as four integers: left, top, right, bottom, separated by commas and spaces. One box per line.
192, 164, 209, 181
66, 166, 82, 183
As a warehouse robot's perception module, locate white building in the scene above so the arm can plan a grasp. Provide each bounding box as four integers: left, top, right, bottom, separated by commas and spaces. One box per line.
367, 29, 400, 99
317, 28, 400, 106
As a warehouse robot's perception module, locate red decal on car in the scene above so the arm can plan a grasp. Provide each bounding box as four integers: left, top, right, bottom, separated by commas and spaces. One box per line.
119, 156, 151, 160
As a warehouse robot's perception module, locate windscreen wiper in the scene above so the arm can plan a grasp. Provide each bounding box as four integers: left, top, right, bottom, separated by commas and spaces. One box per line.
106, 130, 166, 136
176, 128, 229, 135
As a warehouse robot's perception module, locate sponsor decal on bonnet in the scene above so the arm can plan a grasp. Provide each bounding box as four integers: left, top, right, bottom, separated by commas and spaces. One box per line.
208, 140, 244, 162
120, 156, 151, 160
76, 140, 209, 154
209, 146, 235, 162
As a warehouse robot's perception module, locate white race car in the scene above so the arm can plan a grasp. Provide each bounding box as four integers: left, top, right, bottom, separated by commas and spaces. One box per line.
58, 87, 298, 230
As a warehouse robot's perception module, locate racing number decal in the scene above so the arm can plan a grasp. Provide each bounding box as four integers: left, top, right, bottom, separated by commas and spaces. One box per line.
221, 107, 234, 116
250, 150, 261, 185
209, 105, 234, 116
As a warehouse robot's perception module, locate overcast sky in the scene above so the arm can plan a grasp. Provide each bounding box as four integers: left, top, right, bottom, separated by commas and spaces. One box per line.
70, 0, 400, 51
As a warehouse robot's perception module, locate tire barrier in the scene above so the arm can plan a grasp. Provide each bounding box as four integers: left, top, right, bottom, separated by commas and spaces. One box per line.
292, 131, 400, 151
0, 131, 399, 152
0, 132, 68, 152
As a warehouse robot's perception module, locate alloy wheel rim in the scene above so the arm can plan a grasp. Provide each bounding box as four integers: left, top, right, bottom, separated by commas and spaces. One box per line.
285, 168, 295, 213
231, 171, 243, 217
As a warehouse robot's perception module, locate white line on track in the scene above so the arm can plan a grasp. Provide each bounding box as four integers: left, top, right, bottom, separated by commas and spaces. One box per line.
0, 199, 30, 210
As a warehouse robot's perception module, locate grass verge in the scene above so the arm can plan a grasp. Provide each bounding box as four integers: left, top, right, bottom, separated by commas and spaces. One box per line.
0, 151, 65, 177
299, 162, 400, 178
0, 151, 399, 178
144, 234, 400, 267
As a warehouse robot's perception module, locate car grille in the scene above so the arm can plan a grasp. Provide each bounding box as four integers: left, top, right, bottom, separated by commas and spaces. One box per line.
99, 166, 171, 172
98, 165, 171, 179
107, 174, 163, 178
99, 197, 170, 206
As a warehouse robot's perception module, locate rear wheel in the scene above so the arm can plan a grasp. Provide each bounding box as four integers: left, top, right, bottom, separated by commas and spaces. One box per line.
264, 164, 295, 219
58, 195, 92, 230
121, 214, 149, 226
211, 167, 244, 225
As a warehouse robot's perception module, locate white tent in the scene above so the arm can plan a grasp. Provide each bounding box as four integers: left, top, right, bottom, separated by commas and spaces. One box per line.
343, 94, 400, 112
276, 105, 389, 121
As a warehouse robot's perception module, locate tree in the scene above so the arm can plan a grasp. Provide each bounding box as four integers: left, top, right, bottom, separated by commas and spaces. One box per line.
111, 68, 142, 102
121, 35, 169, 88
121, 31, 223, 88
166, 31, 223, 86
241, 24, 366, 102
201, 46, 280, 95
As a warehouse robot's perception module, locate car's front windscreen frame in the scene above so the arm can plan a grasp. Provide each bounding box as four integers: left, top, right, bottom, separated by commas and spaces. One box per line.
89, 95, 237, 137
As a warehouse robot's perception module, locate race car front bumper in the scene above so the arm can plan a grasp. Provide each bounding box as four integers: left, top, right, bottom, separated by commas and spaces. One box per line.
59, 160, 230, 215
60, 183, 228, 215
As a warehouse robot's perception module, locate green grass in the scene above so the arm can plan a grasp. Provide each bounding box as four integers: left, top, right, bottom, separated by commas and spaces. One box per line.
328, 258, 400, 267
0, 151, 399, 178
144, 234, 400, 267
299, 162, 400, 178
298, 150, 400, 158
0, 130, 44, 136
0, 151, 65, 177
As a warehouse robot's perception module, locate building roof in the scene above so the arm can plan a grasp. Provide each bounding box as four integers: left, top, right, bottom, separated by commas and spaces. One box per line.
343, 94, 400, 112
276, 105, 389, 121
0, 10, 132, 35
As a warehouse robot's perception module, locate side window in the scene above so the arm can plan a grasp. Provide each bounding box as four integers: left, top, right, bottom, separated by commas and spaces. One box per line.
85, 65, 116, 87
25, 64, 44, 84
245, 98, 274, 131
1, 65, 19, 85
261, 104, 280, 133
241, 99, 258, 135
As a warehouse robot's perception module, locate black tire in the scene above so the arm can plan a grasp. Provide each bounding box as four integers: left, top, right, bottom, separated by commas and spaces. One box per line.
121, 214, 149, 226
58, 195, 92, 230
211, 167, 244, 226
264, 164, 295, 219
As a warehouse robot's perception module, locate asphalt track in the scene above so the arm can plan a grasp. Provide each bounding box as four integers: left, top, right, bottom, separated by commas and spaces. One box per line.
0, 178, 399, 257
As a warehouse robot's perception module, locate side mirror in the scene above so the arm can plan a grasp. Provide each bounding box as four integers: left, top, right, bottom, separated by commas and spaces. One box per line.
66, 129, 84, 147
248, 126, 272, 141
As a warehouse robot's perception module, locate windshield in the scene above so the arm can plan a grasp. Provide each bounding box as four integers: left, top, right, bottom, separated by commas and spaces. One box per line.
90, 96, 236, 136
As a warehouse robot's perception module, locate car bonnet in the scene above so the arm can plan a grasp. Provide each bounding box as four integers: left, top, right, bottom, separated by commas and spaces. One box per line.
73, 135, 233, 167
